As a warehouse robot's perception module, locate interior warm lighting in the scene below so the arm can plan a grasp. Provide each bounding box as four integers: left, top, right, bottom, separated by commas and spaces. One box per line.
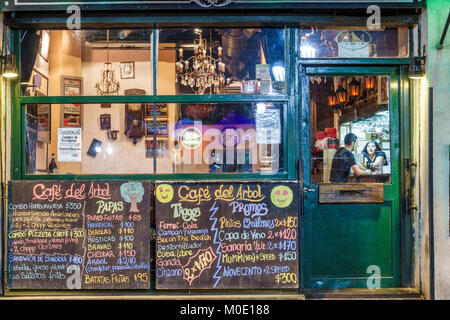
176, 29, 228, 94
349, 77, 361, 97
95, 30, 120, 95
328, 86, 337, 107
335, 82, 347, 104
365, 76, 376, 90
1, 54, 18, 79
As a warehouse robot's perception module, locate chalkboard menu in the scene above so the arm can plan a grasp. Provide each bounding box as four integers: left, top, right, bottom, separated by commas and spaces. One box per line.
7, 181, 151, 290
155, 181, 299, 289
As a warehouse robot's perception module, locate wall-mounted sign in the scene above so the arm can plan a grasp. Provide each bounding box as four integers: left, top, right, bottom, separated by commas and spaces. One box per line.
256, 108, 281, 144
61, 76, 83, 128
180, 126, 202, 149
256, 64, 271, 80
7, 180, 152, 290
57, 127, 82, 162
154, 181, 300, 289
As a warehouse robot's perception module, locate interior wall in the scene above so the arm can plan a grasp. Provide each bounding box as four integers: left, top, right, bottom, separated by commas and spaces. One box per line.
428, 0, 450, 300
40, 31, 177, 174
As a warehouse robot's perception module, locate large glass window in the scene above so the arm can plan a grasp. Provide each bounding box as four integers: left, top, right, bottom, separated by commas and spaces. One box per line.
25, 102, 284, 175
300, 27, 409, 58
158, 28, 286, 95
20, 27, 287, 177
21, 28, 285, 97
310, 75, 391, 184
21, 29, 153, 97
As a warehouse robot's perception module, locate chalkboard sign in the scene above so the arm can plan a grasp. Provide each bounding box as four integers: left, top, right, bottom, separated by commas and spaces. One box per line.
155, 181, 299, 289
7, 181, 151, 290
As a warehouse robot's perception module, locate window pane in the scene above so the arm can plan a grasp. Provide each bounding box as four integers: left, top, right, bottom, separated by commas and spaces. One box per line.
25, 102, 284, 175
158, 28, 286, 95
161, 102, 284, 174
300, 27, 409, 58
310, 75, 391, 184
21, 29, 153, 96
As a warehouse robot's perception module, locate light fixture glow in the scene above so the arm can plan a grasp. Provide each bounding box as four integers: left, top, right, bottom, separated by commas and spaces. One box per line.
256, 103, 267, 113
2, 55, 18, 79
272, 66, 285, 82
300, 45, 316, 58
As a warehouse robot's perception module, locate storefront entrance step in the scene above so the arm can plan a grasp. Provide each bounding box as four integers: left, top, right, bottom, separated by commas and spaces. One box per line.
303, 288, 423, 300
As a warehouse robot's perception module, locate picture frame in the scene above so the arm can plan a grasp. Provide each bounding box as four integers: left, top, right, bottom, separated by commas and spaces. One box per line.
61, 75, 83, 128
120, 61, 135, 79
145, 119, 169, 137
145, 103, 168, 118
145, 137, 169, 158
29, 69, 48, 97
377, 76, 389, 105
37, 103, 51, 143
100, 114, 111, 130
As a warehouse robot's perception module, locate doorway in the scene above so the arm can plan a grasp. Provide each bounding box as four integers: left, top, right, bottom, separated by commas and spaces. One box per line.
301, 66, 402, 289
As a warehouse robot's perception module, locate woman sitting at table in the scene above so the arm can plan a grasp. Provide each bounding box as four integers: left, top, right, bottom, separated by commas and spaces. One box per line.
362, 139, 388, 174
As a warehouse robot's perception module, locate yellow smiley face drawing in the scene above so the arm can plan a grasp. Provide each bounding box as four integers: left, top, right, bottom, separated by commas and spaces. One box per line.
271, 185, 293, 208
156, 184, 174, 203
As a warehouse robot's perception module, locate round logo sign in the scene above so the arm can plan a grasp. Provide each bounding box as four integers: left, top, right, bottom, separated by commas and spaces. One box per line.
155, 184, 174, 203
181, 127, 202, 149
271, 185, 293, 208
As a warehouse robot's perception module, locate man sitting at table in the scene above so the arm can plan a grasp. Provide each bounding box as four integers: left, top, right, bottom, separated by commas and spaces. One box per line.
330, 133, 373, 183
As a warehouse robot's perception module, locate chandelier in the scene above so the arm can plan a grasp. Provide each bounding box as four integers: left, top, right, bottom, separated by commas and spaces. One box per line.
175, 29, 228, 94
96, 30, 120, 95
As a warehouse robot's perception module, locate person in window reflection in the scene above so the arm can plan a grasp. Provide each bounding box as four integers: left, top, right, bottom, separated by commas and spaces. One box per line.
361, 139, 387, 174
329, 133, 373, 183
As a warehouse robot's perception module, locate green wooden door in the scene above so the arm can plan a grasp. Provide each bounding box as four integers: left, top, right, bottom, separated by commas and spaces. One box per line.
301, 66, 402, 289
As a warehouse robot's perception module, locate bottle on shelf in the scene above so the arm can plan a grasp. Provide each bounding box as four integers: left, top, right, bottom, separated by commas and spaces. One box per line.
48, 153, 57, 174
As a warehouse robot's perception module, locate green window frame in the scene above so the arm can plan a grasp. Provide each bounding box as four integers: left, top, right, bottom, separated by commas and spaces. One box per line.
12, 27, 298, 181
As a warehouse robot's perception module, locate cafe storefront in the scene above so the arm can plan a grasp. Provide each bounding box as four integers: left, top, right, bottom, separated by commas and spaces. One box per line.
0, 0, 427, 299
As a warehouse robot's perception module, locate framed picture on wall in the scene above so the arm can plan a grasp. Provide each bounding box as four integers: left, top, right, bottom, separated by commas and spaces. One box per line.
29, 69, 48, 96
61, 75, 83, 128
100, 114, 111, 130
377, 76, 389, 105
145, 103, 168, 118
120, 61, 135, 79
37, 103, 51, 143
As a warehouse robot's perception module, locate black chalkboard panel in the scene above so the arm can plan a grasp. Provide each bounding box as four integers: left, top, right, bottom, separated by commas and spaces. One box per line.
7, 181, 151, 289
155, 181, 299, 289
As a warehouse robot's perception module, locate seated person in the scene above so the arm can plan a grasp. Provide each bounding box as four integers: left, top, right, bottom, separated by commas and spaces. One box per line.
330, 133, 372, 183
361, 139, 388, 174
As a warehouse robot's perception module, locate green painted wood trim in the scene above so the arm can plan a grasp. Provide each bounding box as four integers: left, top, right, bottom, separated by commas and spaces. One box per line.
11, 29, 21, 180
0, 0, 427, 13
300, 65, 403, 289
299, 58, 411, 65
286, 27, 297, 180
399, 65, 412, 287
19, 94, 289, 104
21, 173, 290, 181
389, 72, 402, 287
6, 14, 420, 28
306, 66, 398, 76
